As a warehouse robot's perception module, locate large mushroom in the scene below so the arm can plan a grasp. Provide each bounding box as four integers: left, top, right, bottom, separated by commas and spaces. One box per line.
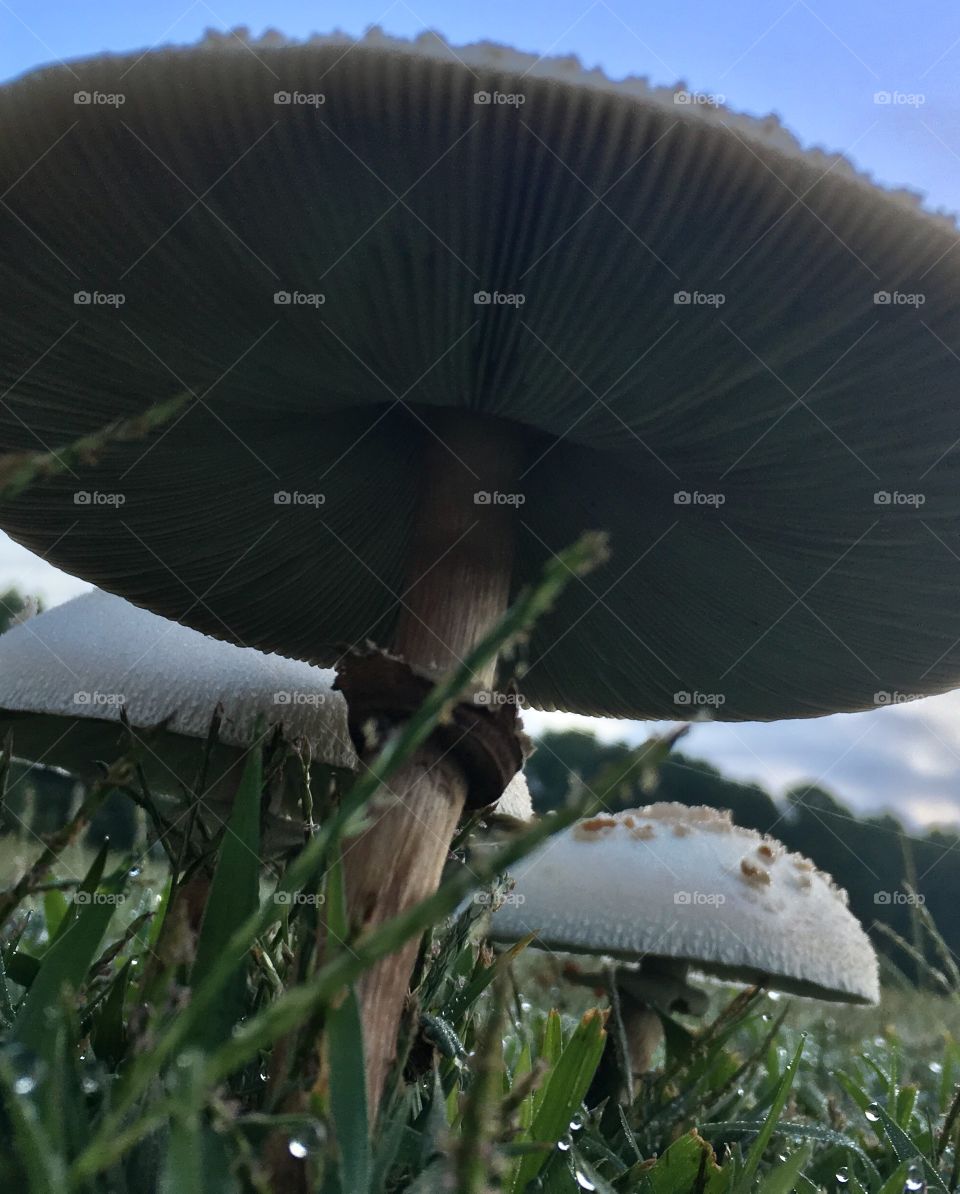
0, 587, 534, 844
0, 29, 955, 1105
488, 803, 878, 1091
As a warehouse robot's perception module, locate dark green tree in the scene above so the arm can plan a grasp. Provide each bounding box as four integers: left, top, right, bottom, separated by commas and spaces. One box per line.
0, 586, 42, 636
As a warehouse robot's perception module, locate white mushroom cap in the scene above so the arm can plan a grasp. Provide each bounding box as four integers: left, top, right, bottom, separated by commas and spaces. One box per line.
0, 590, 354, 762
490, 772, 534, 822
490, 803, 879, 1005
0, 589, 531, 817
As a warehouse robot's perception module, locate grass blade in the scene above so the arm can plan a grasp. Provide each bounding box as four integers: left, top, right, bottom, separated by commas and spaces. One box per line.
13, 870, 125, 1062
874, 1104, 948, 1193
189, 743, 262, 1048
511, 1008, 606, 1192
325, 853, 371, 1193
734, 1036, 804, 1192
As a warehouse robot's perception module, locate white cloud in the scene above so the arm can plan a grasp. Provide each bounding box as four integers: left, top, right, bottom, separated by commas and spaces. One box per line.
0, 532, 91, 607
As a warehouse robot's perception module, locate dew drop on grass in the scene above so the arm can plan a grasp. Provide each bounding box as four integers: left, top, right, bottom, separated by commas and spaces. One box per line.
2, 1044, 45, 1095
574, 1171, 596, 1191
865, 1103, 881, 1122
569, 1113, 584, 1132
904, 1162, 924, 1191
288, 1139, 309, 1159
929, 1061, 943, 1074
836, 1166, 850, 1184
557, 1134, 572, 1152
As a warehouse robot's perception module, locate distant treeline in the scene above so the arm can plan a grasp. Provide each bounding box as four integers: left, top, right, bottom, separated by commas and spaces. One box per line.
526, 729, 960, 985
0, 762, 139, 854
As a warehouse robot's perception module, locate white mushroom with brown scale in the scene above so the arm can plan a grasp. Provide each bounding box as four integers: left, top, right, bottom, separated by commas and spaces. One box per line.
488, 802, 878, 1093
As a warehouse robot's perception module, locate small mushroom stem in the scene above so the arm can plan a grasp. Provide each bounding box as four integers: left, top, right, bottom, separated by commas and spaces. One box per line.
588, 970, 664, 1112
588, 962, 709, 1113
617, 990, 666, 1082
341, 412, 524, 1118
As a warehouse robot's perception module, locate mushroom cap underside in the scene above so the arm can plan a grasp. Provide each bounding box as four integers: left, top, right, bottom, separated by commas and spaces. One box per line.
1, 33, 959, 720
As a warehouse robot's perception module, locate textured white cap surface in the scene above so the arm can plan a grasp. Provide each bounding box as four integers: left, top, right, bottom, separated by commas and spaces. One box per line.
0, 590, 532, 816
0, 589, 355, 762
490, 803, 879, 1004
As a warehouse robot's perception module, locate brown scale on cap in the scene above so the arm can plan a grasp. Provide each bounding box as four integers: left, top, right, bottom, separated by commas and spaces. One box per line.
637, 804, 735, 832
573, 816, 620, 840
489, 802, 880, 1004
740, 859, 772, 887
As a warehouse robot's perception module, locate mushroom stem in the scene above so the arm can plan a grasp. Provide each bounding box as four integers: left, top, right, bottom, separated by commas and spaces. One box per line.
589, 985, 665, 1121
587, 962, 709, 1112
341, 412, 523, 1119
391, 412, 520, 687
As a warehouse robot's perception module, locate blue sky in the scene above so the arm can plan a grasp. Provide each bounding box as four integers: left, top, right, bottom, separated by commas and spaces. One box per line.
3, 0, 960, 827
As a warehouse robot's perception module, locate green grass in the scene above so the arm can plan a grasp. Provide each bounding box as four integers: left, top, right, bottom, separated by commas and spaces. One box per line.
0, 534, 958, 1191
1, 821, 959, 1191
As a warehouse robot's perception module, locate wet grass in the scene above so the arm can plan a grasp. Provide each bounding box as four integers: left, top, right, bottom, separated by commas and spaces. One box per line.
0, 536, 956, 1191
